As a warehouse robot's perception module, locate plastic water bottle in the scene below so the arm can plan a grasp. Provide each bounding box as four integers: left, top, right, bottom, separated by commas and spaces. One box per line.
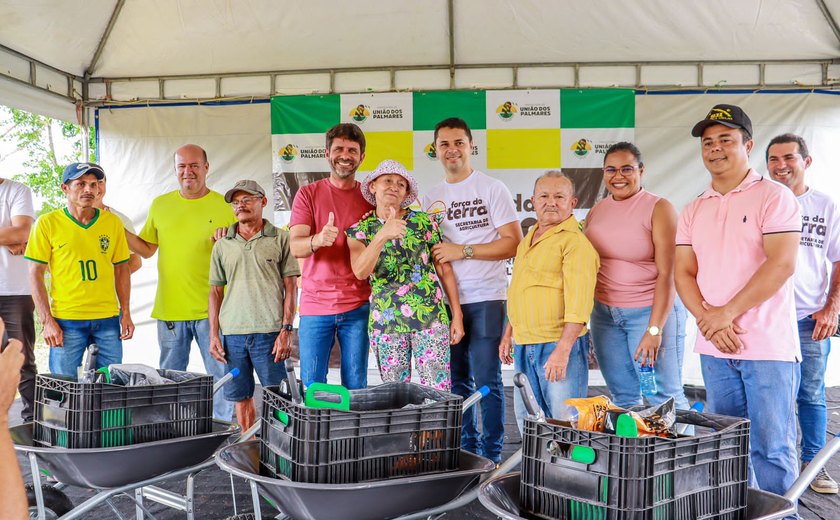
639, 365, 657, 396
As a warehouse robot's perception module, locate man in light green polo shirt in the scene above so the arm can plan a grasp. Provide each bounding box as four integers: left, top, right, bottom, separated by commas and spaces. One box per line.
209, 180, 300, 430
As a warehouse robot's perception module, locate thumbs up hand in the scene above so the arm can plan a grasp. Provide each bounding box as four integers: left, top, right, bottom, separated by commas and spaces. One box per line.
377, 207, 407, 243
314, 211, 339, 250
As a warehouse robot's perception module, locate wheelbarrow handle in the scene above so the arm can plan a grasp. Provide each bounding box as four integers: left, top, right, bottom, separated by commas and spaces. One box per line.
513, 372, 545, 420
784, 432, 840, 501
285, 359, 302, 404
213, 368, 240, 395
462, 386, 490, 412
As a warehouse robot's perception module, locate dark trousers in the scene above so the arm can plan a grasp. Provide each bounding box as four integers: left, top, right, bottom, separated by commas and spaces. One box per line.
448, 300, 506, 463
0, 295, 37, 422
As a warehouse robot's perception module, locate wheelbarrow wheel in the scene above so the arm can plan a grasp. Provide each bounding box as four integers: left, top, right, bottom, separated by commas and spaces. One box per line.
25, 484, 73, 519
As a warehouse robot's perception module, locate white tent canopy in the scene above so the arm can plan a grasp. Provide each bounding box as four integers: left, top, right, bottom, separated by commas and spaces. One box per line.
2, 0, 840, 122
2, 1, 840, 385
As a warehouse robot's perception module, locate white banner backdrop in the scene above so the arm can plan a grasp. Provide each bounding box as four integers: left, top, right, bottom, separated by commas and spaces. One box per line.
97, 92, 840, 386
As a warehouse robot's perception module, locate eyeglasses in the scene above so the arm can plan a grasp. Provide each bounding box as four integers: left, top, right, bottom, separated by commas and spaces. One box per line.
603, 166, 638, 176
230, 196, 261, 207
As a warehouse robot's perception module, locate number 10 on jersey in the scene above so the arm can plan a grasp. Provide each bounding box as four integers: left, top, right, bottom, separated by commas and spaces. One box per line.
79, 259, 98, 281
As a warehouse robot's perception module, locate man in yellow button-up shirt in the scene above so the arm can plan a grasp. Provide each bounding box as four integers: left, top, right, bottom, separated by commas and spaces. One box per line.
499, 171, 600, 432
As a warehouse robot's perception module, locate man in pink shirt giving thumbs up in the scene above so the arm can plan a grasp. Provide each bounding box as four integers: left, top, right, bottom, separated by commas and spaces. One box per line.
289, 123, 374, 388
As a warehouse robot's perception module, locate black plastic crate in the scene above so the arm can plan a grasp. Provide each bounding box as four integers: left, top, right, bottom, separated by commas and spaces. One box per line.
34, 370, 213, 449
520, 410, 750, 520
259, 382, 463, 484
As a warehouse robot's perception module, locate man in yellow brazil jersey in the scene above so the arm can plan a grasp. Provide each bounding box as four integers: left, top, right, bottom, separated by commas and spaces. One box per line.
25, 163, 133, 375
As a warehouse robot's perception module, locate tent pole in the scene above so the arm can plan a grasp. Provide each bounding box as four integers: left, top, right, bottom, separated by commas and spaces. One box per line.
815, 0, 840, 48
447, 0, 455, 89
86, 0, 127, 78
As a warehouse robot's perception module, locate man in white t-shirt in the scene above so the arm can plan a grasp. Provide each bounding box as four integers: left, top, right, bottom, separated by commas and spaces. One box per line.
767, 133, 840, 494
421, 117, 522, 463
0, 177, 37, 423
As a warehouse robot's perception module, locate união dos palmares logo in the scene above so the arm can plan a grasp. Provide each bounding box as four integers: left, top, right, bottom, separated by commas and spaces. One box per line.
279, 144, 298, 162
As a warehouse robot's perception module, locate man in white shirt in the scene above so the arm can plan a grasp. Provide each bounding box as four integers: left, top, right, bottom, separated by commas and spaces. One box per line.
422, 117, 522, 463
767, 133, 839, 494
0, 177, 37, 423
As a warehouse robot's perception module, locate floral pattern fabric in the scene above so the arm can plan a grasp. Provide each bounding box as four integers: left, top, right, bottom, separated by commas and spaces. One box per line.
346, 210, 449, 333
371, 324, 451, 390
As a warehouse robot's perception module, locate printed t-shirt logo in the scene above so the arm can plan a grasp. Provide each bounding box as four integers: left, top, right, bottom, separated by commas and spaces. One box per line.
497, 101, 518, 120
99, 235, 110, 253
426, 200, 447, 222
279, 144, 298, 162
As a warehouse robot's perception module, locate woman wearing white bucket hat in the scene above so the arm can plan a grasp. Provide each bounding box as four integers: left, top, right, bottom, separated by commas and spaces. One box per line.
346, 160, 464, 390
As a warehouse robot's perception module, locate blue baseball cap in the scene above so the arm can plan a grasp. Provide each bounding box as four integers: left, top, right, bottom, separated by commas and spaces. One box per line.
62, 162, 105, 184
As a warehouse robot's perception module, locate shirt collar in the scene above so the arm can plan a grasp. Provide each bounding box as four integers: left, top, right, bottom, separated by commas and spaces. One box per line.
699, 169, 763, 199
225, 219, 276, 239
528, 214, 580, 241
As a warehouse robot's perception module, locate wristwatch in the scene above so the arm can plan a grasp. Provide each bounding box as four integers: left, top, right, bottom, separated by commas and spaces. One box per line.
463, 245, 474, 259
647, 326, 661, 337
281, 324, 294, 332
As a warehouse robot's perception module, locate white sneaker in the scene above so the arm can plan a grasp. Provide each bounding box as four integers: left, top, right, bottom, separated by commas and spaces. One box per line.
803, 462, 839, 494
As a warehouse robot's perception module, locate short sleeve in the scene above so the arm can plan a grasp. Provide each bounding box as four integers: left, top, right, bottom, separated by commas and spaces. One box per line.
289, 184, 314, 229
278, 231, 301, 277
676, 203, 694, 246
761, 185, 801, 235
110, 215, 131, 264
826, 200, 840, 263
10, 183, 35, 219
345, 219, 370, 244
488, 179, 519, 229
429, 214, 443, 245
209, 242, 226, 286
138, 201, 159, 245
23, 216, 51, 264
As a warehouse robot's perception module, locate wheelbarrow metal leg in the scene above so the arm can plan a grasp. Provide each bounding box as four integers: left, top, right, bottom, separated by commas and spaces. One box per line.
28, 451, 46, 520
249, 478, 262, 517
135, 488, 144, 519
140, 485, 188, 511
186, 472, 196, 520
229, 473, 238, 516
105, 498, 128, 520
121, 490, 159, 519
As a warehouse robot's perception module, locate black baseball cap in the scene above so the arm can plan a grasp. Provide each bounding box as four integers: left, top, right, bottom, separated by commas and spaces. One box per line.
691, 104, 753, 138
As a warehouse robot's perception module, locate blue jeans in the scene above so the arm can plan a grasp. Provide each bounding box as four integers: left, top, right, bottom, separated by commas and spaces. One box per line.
223, 332, 287, 401
513, 334, 590, 435
298, 303, 369, 390
157, 319, 233, 421
51, 316, 122, 376
450, 300, 506, 463
700, 355, 800, 496
797, 317, 831, 463
590, 299, 690, 410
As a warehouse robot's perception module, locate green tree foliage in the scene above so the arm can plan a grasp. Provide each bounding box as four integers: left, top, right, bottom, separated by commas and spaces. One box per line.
0, 105, 95, 214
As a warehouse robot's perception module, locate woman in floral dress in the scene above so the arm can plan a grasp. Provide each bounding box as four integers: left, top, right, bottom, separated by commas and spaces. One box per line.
346, 160, 463, 390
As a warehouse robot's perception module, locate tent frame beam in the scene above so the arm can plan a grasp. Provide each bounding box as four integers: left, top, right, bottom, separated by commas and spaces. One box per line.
83, 58, 840, 106
0, 43, 79, 103
815, 0, 840, 47
85, 0, 127, 79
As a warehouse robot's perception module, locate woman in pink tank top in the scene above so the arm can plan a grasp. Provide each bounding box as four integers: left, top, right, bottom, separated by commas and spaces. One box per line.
584, 142, 689, 410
